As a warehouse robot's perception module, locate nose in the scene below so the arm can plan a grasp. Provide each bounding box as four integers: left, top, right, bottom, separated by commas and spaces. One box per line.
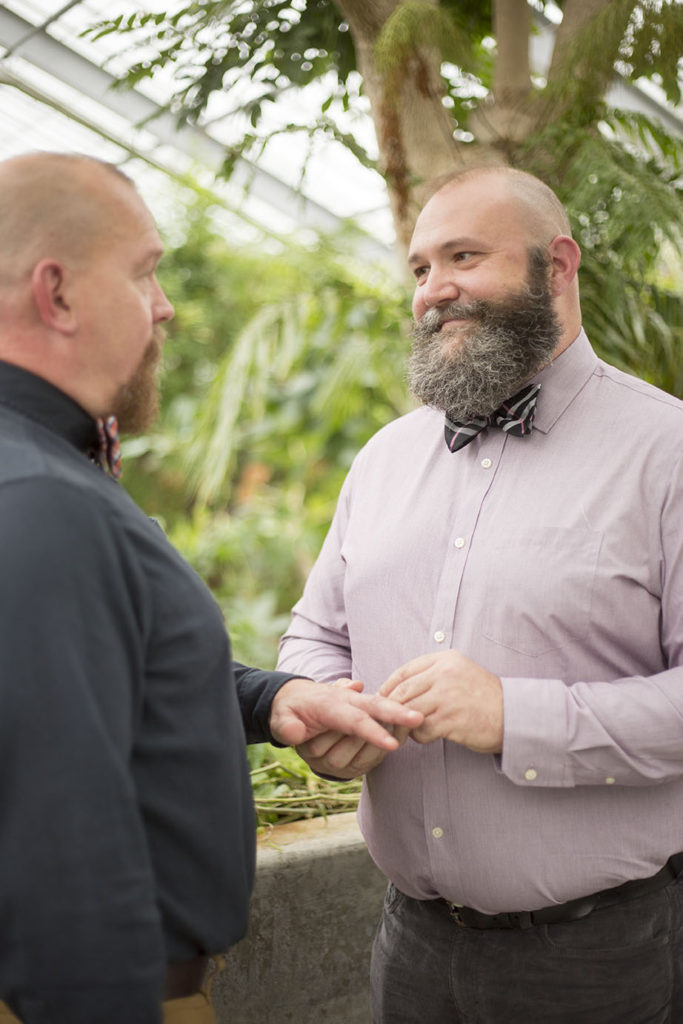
153, 279, 174, 323
413, 265, 460, 319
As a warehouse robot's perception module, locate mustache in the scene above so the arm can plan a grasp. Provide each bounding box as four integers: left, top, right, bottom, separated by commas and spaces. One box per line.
415, 301, 486, 333
138, 326, 166, 373
150, 325, 166, 358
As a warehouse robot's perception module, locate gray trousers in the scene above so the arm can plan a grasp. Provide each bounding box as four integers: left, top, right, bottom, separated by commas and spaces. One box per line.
371, 879, 683, 1023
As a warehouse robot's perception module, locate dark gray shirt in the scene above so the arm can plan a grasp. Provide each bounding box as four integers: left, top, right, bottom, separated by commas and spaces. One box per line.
0, 361, 294, 1022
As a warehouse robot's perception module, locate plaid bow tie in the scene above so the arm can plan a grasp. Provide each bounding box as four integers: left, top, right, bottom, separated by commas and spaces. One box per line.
444, 382, 541, 453
94, 415, 123, 479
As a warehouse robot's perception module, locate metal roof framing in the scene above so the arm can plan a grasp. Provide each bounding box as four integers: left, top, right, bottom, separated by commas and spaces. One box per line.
0, 2, 373, 245
0, 1, 680, 252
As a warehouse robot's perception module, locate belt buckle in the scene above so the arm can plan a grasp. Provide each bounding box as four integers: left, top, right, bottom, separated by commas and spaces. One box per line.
448, 903, 467, 927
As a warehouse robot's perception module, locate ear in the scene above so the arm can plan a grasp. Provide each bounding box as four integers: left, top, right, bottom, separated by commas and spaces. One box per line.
547, 235, 581, 297
31, 259, 77, 334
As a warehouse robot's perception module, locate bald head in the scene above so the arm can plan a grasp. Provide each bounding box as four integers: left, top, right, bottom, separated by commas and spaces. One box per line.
425, 166, 572, 247
0, 151, 173, 422
0, 153, 137, 287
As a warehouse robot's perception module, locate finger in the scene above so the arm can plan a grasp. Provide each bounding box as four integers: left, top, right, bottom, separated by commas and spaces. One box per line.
379, 654, 436, 696
379, 670, 436, 706
297, 730, 344, 760
353, 692, 425, 730
399, 688, 452, 724
409, 727, 437, 746
323, 724, 413, 770
392, 724, 412, 745
409, 715, 446, 745
347, 745, 389, 774
299, 747, 383, 780
320, 734, 369, 771
341, 714, 400, 751
332, 678, 364, 692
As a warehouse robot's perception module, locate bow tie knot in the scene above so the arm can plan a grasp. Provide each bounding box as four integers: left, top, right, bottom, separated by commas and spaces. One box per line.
445, 382, 541, 453
94, 415, 123, 479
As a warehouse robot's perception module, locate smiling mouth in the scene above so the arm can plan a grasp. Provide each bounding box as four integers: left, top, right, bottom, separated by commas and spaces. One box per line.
438, 317, 470, 331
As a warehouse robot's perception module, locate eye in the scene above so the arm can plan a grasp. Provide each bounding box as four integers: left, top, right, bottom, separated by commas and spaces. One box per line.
412, 265, 428, 281
453, 251, 475, 263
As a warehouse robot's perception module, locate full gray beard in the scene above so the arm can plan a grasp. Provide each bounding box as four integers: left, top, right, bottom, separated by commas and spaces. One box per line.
408, 252, 562, 421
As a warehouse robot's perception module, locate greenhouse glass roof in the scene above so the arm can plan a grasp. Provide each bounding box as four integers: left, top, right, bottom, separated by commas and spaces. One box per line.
0, 0, 394, 254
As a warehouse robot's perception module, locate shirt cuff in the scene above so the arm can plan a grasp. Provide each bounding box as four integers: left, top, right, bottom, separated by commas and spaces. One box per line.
499, 676, 571, 787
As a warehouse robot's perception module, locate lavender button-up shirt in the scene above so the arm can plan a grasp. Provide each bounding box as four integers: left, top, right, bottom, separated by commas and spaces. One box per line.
278, 331, 683, 913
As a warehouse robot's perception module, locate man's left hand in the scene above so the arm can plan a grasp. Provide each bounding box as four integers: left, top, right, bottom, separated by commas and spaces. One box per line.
269, 677, 424, 750
379, 650, 503, 753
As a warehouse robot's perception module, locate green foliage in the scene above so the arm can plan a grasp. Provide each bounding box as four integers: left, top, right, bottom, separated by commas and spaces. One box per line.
121, 195, 315, 528
249, 743, 361, 828
120, 205, 411, 825
582, 266, 683, 396
522, 112, 682, 269
623, 0, 683, 106
518, 108, 682, 391
123, 197, 412, 671
374, 2, 475, 82
540, 0, 637, 118
85, 1, 681, 170
185, 235, 411, 508
84, 0, 373, 174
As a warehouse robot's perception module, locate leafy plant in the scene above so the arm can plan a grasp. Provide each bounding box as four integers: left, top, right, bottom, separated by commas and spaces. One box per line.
249, 743, 361, 828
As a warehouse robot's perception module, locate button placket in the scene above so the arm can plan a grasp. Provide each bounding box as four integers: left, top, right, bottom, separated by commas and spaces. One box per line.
429, 431, 503, 655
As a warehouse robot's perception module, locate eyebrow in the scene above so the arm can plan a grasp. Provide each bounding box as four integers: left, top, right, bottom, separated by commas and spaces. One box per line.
134, 247, 164, 271
407, 237, 483, 266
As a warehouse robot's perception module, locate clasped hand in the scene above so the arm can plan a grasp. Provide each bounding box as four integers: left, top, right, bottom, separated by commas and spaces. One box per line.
293, 650, 503, 779
379, 649, 503, 754
269, 677, 423, 779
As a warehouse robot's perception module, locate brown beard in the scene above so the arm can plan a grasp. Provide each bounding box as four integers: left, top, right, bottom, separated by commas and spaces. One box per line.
408, 247, 562, 421
113, 328, 164, 434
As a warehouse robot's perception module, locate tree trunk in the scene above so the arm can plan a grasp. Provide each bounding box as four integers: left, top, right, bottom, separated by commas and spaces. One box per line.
493, 0, 531, 105
333, 0, 637, 259
469, 0, 537, 154
334, 0, 503, 259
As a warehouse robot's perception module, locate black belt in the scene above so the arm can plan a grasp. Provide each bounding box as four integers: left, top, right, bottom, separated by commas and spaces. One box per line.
164, 956, 208, 999
444, 852, 683, 930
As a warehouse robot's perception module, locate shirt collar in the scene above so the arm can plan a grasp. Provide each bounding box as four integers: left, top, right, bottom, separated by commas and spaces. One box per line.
0, 360, 100, 455
530, 329, 598, 434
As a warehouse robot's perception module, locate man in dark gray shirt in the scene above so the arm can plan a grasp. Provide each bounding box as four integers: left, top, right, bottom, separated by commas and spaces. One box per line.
0, 151, 420, 1024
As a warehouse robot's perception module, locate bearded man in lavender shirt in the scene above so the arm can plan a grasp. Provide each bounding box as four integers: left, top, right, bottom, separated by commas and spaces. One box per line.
277, 166, 683, 1024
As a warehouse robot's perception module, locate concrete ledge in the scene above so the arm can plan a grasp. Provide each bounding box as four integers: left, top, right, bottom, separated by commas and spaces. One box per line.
212, 813, 385, 1023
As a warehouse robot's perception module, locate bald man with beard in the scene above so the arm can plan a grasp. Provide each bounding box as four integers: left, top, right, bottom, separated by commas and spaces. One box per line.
278, 166, 683, 1023
0, 152, 422, 1024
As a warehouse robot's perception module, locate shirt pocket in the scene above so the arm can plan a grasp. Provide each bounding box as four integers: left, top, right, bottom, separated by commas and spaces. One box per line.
480, 526, 602, 657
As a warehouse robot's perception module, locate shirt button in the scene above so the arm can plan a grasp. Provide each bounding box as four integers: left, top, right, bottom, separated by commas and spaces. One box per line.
434, 631, 446, 643
481, 458, 492, 469
454, 537, 466, 549
524, 768, 538, 781
605, 776, 616, 785
432, 827, 444, 839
